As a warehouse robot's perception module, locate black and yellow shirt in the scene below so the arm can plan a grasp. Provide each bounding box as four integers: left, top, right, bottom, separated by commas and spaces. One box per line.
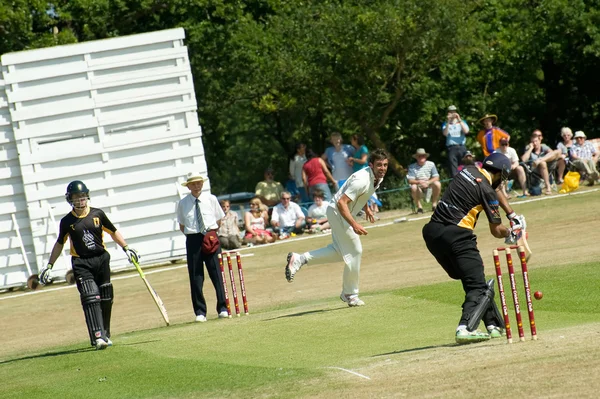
430, 165, 501, 229
57, 207, 117, 258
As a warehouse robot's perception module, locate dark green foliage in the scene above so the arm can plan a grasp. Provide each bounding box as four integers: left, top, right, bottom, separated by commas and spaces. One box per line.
2, 0, 600, 194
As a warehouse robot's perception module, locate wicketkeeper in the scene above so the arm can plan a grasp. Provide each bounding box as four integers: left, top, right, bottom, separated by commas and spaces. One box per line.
39, 181, 138, 350
422, 153, 526, 344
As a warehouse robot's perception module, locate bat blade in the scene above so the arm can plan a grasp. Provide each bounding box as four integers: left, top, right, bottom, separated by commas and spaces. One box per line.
132, 259, 170, 326
519, 231, 532, 261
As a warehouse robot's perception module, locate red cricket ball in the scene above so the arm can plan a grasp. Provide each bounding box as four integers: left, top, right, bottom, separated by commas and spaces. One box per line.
534, 291, 543, 300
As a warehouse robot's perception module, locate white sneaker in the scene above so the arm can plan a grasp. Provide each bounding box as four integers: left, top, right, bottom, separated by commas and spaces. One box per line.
285, 252, 305, 282
279, 232, 290, 240
195, 315, 207, 323
95, 338, 109, 350
455, 329, 490, 344
107, 338, 113, 346
340, 293, 365, 307
218, 311, 229, 319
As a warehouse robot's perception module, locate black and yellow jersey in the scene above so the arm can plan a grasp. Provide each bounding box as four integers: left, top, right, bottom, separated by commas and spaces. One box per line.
430, 165, 501, 229
57, 207, 117, 258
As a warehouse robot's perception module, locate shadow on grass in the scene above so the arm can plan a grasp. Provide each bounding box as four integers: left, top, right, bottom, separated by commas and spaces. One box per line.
263, 307, 348, 321
0, 347, 94, 365
373, 343, 457, 357
0, 339, 161, 365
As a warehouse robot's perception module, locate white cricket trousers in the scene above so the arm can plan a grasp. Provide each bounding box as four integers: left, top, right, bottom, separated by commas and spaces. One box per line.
304, 206, 362, 295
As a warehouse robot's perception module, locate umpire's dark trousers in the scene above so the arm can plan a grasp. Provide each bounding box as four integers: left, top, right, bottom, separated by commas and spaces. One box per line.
185, 232, 227, 317
422, 221, 497, 327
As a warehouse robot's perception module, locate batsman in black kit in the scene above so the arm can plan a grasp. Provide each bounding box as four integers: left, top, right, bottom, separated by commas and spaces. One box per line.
422, 153, 526, 344
38, 181, 139, 350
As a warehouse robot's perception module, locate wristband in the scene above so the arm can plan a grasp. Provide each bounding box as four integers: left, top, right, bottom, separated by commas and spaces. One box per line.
123, 245, 129, 252
47, 263, 54, 269
506, 212, 516, 220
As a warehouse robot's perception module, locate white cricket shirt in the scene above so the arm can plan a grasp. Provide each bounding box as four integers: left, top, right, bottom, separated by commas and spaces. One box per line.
331, 167, 378, 216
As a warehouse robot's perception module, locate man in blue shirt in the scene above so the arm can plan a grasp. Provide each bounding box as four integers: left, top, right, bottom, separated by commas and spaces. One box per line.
442, 105, 470, 177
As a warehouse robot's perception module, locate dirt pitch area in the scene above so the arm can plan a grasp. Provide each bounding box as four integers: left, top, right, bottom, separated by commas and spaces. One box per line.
1, 189, 599, 397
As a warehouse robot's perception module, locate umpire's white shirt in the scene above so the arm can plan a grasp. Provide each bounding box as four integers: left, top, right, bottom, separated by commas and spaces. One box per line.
177, 192, 224, 234
331, 167, 377, 215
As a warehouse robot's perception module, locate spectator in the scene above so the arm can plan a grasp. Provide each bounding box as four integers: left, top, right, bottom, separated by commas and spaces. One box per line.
244, 197, 274, 245
458, 151, 483, 171
442, 105, 470, 177
407, 148, 442, 213
521, 131, 560, 195
217, 200, 241, 250
302, 149, 337, 201
569, 131, 599, 186
289, 143, 309, 204
556, 127, 574, 184
271, 191, 306, 239
349, 134, 369, 173
306, 189, 331, 233
255, 167, 285, 207
495, 138, 528, 198
322, 132, 355, 187
476, 114, 510, 156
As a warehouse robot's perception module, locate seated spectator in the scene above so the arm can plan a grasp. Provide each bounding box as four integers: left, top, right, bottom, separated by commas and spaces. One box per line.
306, 189, 331, 233
270, 191, 305, 239
407, 148, 442, 213
255, 167, 285, 207
556, 127, 574, 184
521, 130, 560, 195
495, 138, 528, 198
476, 114, 510, 156
569, 130, 599, 186
457, 151, 483, 171
217, 200, 241, 250
244, 197, 274, 245
322, 132, 355, 187
302, 149, 337, 201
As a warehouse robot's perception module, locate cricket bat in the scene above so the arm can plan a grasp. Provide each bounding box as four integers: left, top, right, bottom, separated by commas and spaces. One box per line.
519, 229, 532, 261
132, 258, 170, 326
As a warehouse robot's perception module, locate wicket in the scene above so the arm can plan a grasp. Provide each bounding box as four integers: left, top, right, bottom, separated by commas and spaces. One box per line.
493, 245, 537, 343
218, 252, 249, 317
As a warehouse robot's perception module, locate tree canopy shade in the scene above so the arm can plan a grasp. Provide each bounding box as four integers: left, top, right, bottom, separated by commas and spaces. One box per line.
2, 0, 600, 194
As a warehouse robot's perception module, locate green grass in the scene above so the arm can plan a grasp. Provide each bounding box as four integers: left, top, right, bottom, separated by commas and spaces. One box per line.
2, 261, 599, 399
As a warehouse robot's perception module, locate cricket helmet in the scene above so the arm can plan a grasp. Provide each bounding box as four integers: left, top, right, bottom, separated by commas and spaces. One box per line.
482, 153, 511, 188
65, 180, 90, 209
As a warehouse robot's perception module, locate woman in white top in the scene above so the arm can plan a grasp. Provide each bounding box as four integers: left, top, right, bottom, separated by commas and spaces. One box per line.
244, 197, 274, 245
306, 189, 330, 233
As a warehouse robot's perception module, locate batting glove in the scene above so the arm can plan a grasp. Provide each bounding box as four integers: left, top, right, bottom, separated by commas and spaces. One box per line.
39, 264, 53, 285
123, 246, 140, 264
504, 228, 522, 245
507, 212, 526, 231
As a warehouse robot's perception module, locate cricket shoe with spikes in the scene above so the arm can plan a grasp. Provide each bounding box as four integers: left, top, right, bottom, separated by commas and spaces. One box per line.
95, 338, 109, 350
455, 329, 491, 345
340, 293, 365, 307
285, 252, 306, 282
487, 325, 505, 339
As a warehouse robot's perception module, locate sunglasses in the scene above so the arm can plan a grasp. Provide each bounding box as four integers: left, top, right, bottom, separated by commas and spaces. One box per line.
281, 197, 291, 200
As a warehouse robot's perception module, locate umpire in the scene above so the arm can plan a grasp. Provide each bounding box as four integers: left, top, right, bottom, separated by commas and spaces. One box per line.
39, 180, 139, 350
177, 172, 228, 322
422, 153, 525, 344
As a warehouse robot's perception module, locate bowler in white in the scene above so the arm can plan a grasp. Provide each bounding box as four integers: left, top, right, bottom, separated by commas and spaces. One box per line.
284, 149, 389, 306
